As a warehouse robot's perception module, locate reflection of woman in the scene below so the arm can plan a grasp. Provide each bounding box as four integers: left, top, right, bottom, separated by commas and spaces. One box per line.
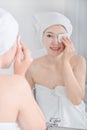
25, 12, 87, 129
0, 8, 46, 130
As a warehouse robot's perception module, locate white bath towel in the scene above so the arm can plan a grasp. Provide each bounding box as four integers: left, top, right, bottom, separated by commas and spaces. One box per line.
0, 8, 19, 55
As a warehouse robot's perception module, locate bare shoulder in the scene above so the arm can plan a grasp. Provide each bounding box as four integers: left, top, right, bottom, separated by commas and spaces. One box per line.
25, 56, 46, 88
12, 75, 32, 97
0, 74, 29, 92
0, 74, 31, 107
70, 55, 86, 68
11, 75, 29, 91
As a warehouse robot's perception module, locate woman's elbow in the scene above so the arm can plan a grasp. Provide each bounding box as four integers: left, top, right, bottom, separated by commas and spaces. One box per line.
37, 122, 46, 130
31, 121, 46, 130
38, 119, 46, 130
71, 96, 84, 105
22, 121, 46, 130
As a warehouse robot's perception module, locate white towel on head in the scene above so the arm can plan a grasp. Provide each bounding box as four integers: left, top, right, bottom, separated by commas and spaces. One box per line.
33, 12, 73, 42
0, 8, 19, 55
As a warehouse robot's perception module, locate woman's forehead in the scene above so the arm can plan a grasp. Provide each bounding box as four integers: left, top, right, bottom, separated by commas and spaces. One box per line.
44, 25, 67, 34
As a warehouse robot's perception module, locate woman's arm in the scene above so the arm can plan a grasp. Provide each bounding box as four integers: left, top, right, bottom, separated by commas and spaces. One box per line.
62, 56, 86, 105
61, 37, 86, 105
14, 41, 33, 76
25, 66, 35, 89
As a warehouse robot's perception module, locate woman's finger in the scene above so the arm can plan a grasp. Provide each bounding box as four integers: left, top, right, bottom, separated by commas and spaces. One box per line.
21, 41, 30, 58
62, 37, 68, 46
15, 47, 21, 62
62, 37, 74, 48
20, 41, 33, 62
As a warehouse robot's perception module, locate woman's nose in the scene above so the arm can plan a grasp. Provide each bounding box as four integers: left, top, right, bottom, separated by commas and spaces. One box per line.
53, 37, 58, 44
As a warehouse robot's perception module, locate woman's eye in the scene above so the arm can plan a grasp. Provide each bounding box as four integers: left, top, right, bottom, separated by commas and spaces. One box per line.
47, 34, 52, 38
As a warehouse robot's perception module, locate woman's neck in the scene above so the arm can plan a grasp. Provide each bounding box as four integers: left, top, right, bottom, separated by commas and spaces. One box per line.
45, 54, 61, 66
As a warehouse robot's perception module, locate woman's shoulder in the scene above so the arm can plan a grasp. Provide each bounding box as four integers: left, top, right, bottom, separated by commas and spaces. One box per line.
11, 75, 29, 90
0, 74, 30, 103
10, 75, 32, 101
70, 55, 86, 68
0, 74, 29, 90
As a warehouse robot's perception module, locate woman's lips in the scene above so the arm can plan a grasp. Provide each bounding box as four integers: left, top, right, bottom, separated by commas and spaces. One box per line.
50, 47, 60, 51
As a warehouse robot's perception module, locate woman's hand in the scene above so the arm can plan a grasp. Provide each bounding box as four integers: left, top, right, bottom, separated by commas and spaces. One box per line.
14, 41, 33, 76
60, 37, 75, 63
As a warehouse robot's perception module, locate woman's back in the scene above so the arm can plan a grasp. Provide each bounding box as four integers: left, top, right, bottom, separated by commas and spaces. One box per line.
0, 74, 22, 122
0, 74, 46, 130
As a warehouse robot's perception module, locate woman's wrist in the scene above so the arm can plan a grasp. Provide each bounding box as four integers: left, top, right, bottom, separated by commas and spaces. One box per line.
14, 70, 26, 76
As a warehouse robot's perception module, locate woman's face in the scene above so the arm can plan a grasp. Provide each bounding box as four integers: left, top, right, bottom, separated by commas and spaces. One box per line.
43, 25, 67, 57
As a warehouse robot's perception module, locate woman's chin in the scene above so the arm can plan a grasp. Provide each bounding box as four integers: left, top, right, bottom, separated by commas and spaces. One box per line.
49, 48, 63, 57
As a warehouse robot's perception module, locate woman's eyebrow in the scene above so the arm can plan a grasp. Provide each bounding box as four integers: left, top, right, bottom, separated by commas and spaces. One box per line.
46, 32, 54, 34
46, 32, 65, 34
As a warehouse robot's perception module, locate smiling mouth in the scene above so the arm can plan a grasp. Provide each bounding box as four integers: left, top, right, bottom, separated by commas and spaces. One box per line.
50, 47, 61, 51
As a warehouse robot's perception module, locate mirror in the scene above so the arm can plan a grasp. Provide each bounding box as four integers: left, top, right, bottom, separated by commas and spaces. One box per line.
0, 0, 87, 129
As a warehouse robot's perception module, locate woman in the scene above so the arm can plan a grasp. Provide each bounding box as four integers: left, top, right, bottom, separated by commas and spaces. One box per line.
0, 8, 46, 130
25, 12, 87, 129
